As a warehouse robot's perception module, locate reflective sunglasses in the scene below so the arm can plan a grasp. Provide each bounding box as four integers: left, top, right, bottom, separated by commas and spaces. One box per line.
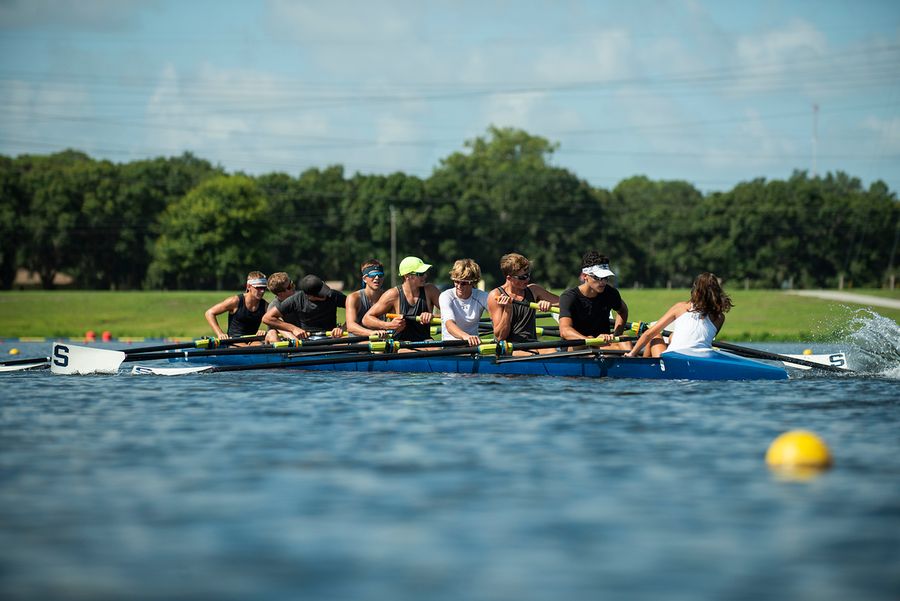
509, 272, 531, 281
453, 279, 477, 286
586, 274, 609, 283
363, 271, 385, 279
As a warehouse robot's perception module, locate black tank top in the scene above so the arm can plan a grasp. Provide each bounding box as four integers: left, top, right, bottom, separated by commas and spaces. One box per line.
227, 294, 267, 337
394, 285, 432, 342
497, 286, 537, 342
351, 289, 382, 325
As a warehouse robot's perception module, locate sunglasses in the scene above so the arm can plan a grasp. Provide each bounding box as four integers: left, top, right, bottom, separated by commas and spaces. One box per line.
364, 271, 385, 278
252, 286, 267, 291
509, 273, 531, 281
453, 280, 477, 286
586, 274, 609, 283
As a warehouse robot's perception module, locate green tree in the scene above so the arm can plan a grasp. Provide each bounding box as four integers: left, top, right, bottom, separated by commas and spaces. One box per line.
427, 126, 605, 287
0, 156, 25, 289
111, 154, 221, 289
17, 150, 95, 289
147, 175, 272, 289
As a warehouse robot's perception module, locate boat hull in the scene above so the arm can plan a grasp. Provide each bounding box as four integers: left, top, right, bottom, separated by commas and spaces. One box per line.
167, 348, 788, 380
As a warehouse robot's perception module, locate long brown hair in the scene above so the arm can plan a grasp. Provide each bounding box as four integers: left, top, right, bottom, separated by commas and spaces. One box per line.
690, 273, 733, 321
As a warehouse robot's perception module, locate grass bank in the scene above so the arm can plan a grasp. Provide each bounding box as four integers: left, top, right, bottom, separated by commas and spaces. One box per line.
0, 289, 897, 341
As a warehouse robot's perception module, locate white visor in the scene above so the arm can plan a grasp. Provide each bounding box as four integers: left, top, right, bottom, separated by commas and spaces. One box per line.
582, 264, 615, 279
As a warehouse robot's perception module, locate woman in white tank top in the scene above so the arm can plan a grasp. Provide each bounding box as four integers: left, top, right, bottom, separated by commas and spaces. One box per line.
626, 273, 733, 358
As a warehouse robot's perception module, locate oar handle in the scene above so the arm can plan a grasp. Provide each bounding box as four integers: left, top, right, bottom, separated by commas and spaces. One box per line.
121, 334, 266, 355
387, 313, 441, 325
512, 300, 560, 314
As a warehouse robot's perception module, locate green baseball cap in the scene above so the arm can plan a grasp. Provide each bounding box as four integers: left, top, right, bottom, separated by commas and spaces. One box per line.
398, 256, 432, 276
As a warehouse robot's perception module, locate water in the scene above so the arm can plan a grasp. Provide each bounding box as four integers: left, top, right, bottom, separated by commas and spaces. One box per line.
1, 319, 899, 600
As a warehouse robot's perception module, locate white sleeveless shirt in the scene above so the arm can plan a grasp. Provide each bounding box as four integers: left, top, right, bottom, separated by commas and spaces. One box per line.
664, 306, 718, 353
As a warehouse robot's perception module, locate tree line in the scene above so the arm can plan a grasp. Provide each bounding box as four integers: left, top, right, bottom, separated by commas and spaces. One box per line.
1, 127, 897, 292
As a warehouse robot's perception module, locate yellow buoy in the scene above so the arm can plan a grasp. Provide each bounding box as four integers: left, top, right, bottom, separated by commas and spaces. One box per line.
802, 348, 813, 355
766, 430, 832, 470
9, 348, 19, 356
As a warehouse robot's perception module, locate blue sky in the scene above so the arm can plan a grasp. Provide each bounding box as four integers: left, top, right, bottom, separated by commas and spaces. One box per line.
1, 0, 899, 193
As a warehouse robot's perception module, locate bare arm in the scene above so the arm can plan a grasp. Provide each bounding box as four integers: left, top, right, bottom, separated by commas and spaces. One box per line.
412, 284, 443, 326
204, 296, 239, 339
612, 299, 629, 336
363, 288, 405, 333
626, 302, 687, 357
262, 304, 309, 339
488, 289, 512, 341
558, 316, 592, 341
527, 283, 559, 312
345, 292, 382, 337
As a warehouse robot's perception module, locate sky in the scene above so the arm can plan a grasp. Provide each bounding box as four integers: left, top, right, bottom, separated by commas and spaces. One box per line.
1, 0, 899, 193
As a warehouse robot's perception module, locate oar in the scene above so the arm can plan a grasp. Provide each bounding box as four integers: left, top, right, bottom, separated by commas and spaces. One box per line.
0, 355, 51, 372
128, 337, 473, 362
710, 340, 852, 373
1, 355, 50, 367
109, 334, 267, 355
129, 336, 633, 376
495, 347, 630, 364
1, 335, 267, 373
391, 313, 552, 325
512, 301, 560, 314
52, 336, 462, 375
125, 333, 385, 359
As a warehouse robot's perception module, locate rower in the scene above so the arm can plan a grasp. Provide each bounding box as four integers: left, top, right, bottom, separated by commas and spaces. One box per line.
345, 259, 390, 338
262, 272, 297, 343
439, 259, 489, 347
203, 271, 268, 344
488, 253, 558, 344
557, 251, 632, 351
263, 274, 347, 341
363, 255, 441, 342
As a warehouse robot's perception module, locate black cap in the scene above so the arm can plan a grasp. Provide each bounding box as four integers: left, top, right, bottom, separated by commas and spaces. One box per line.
298, 275, 330, 297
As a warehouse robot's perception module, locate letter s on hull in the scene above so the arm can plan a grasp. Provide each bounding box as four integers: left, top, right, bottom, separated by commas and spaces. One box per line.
52, 344, 69, 368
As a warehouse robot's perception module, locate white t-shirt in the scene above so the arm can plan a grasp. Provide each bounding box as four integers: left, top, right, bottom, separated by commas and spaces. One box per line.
439, 288, 490, 340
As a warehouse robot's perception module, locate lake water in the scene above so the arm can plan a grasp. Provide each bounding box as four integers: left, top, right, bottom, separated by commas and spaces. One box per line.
1, 313, 899, 600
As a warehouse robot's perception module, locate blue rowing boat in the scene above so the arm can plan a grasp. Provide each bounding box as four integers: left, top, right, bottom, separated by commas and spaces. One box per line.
166, 348, 789, 380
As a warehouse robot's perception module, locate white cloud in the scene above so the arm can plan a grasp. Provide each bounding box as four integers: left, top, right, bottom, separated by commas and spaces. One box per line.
144, 63, 344, 172
533, 28, 633, 82
862, 115, 900, 152
733, 20, 828, 93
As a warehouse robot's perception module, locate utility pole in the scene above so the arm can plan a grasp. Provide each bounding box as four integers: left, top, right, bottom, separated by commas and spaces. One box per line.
812, 103, 819, 178
389, 204, 397, 288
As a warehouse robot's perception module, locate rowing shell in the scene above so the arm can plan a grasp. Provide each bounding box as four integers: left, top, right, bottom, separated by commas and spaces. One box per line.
151, 347, 790, 380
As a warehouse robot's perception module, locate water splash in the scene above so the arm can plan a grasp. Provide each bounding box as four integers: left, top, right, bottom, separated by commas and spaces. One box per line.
833, 309, 900, 377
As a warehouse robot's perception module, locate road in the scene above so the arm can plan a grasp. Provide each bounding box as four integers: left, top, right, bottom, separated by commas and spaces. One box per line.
785, 290, 900, 310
